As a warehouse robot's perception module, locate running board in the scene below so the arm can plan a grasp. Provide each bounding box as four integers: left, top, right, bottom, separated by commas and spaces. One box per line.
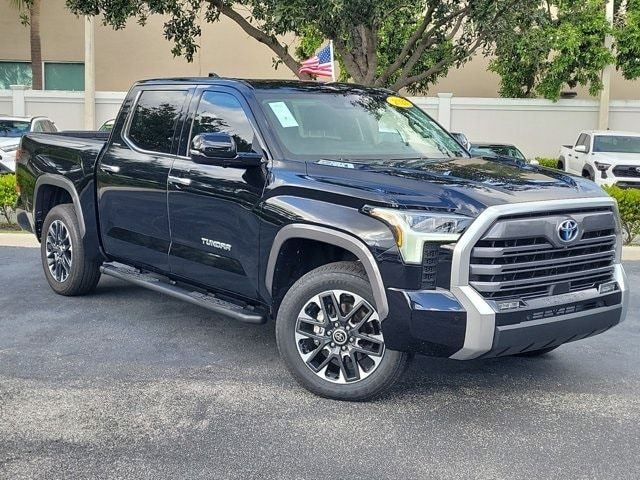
100, 264, 266, 324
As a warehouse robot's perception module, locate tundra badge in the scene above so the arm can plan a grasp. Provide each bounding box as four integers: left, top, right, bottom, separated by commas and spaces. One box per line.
201, 238, 232, 251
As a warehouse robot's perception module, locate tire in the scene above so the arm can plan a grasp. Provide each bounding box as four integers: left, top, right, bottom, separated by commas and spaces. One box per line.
40, 204, 101, 296
276, 261, 409, 401
513, 346, 559, 357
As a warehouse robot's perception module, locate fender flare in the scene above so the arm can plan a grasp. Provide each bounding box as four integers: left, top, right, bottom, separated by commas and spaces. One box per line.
265, 224, 389, 320
582, 163, 596, 180
558, 156, 565, 170
34, 174, 86, 237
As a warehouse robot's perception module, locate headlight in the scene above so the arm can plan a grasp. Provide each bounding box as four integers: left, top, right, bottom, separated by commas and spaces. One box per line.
364, 206, 473, 264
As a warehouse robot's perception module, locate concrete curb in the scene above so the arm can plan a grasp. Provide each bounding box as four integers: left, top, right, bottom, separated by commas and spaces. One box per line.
0, 232, 39, 248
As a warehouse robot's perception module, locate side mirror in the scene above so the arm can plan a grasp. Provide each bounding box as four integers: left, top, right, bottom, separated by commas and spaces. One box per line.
574, 144, 588, 153
190, 133, 264, 168
529, 159, 540, 166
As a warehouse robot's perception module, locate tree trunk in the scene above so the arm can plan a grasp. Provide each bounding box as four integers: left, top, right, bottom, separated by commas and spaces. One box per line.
30, 0, 42, 90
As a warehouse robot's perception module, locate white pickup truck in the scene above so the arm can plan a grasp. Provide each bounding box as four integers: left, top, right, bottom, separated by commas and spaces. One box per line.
559, 130, 640, 187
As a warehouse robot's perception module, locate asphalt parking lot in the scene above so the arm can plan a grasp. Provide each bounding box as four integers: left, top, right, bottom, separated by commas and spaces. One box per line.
1, 242, 639, 480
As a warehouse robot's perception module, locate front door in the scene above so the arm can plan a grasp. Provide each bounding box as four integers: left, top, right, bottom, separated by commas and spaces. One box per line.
569, 133, 590, 173
97, 87, 190, 272
167, 88, 267, 299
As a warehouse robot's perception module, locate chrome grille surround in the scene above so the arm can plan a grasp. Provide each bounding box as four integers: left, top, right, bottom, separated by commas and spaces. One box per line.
469, 208, 617, 301
448, 197, 628, 361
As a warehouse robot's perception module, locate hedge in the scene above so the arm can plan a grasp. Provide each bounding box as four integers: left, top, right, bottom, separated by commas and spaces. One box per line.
603, 185, 640, 244
534, 157, 561, 169
0, 173, 17, 225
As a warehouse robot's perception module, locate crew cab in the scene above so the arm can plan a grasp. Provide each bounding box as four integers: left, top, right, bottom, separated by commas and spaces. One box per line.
559, 130, 640, 187
15, 78, 628, 400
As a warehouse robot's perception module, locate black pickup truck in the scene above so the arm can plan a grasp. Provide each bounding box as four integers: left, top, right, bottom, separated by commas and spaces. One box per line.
15, 78, 628, 400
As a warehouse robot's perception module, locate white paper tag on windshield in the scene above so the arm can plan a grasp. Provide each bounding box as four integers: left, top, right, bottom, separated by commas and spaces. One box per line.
268, 102, 299, 128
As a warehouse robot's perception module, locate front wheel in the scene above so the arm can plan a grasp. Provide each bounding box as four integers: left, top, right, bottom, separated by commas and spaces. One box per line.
276, 261, 409, 401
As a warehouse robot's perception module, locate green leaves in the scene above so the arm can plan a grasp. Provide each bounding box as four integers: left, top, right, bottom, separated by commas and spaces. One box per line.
63, 0, 639, 96
490, 0, 640, 100
615, 0, 640, 80
603, 185, 640, 244
0, 174, 18, 225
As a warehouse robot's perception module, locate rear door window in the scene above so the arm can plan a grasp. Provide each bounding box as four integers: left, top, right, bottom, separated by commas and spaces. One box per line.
128, 90, 188, 154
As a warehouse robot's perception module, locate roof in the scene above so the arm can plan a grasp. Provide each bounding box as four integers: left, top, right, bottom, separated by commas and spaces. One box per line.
0, 115, 35, 122
0, 115, 49, 122
135, 77, 393, 95
582, 130, 640, 137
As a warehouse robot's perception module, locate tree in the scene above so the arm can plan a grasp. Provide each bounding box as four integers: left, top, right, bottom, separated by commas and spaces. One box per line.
490, 0, 640, 100
10, 0, 43, 90
65, 0, 537, 93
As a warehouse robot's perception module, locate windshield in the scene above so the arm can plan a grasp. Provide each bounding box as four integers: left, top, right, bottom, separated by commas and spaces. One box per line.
255, 90, 466, 162
593, 135, 640, 153
0, 120, 30, 138
475, 145, 525, 160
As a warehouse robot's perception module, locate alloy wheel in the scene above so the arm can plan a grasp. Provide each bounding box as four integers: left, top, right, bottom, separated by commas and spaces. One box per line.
45, 220, 73, 283
294, 289, 385, 384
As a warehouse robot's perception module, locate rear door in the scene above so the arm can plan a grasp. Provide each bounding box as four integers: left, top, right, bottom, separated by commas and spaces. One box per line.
167, 87, 267, 299
97, 86, 191, 272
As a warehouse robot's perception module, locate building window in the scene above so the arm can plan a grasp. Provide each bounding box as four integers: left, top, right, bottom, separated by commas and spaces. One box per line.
0, 61, 32, 89
44, 62, 84, 91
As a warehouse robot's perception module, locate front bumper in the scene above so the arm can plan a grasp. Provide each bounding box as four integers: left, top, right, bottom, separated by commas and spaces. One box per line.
382, 197, 629, 360
384, 269, 626, 359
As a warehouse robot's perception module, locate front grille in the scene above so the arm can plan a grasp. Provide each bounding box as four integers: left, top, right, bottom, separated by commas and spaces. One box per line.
613, 165, 640, 178
469, 208, 617, 301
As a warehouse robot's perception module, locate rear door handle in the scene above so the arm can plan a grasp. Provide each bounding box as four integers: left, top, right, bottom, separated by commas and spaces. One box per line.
100, 164, 120, 173
168, 175, 192, 186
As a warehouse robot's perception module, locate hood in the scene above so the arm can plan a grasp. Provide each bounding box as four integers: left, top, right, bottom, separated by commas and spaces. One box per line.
593, 152, 640, 163
305, 156, 606, 217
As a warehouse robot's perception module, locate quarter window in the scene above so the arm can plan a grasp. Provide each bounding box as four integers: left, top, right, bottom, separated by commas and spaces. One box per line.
128, 90, 188, 154
191, 91, 257, 153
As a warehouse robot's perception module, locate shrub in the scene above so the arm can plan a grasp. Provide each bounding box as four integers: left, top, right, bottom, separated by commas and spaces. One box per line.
0, 174, 18, 225
603, 185, 640, 244
535, 157, 561, 169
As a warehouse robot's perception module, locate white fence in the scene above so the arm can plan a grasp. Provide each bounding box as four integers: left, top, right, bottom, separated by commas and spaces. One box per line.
0, 86, 125, 132
2, 86, 640, 158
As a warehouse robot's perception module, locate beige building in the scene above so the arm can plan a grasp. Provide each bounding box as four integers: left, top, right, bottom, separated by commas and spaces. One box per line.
1, 0, 639, 98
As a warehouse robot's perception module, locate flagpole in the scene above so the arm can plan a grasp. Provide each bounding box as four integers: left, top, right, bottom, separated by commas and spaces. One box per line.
329, 40, 336, 82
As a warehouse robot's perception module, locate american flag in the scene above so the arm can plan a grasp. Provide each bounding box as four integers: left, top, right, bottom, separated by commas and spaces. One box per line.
298, 43, 334, 78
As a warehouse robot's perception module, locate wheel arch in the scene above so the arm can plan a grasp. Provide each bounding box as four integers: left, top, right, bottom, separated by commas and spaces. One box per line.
582, 163, 596, 180
266, 224, 389, 320
34, 175, 86, 239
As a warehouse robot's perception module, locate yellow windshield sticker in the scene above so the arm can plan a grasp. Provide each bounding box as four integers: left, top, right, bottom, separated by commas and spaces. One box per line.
386, 96, 413, 108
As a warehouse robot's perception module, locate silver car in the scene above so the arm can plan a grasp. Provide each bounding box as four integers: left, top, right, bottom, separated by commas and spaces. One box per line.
0, 116, 58, 172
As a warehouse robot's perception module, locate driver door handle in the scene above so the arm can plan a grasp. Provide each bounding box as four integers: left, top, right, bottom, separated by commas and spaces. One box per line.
168, 175, 192, 186
100, 164, 120, 173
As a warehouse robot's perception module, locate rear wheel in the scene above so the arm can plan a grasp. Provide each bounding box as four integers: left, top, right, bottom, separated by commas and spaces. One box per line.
276, 261, 408, 401
40, 204, 101, 296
